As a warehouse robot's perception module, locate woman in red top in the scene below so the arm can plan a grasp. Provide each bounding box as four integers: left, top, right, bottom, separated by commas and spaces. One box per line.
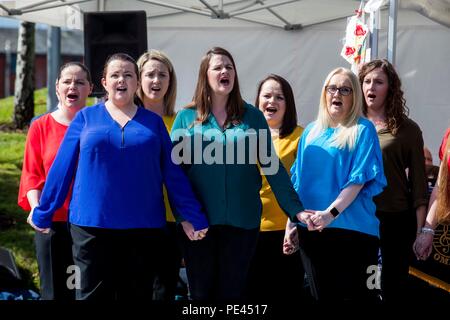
18, 62, 92, 300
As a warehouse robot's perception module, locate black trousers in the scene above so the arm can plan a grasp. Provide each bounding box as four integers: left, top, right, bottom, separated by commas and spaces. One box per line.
34, 221, 75, 300
298, 226, 380, 303
70, 224, 164, 300
377, 210, 417, 302
180, 225, 259, 302
247, 230, 307, 302
153, 222, 182, 300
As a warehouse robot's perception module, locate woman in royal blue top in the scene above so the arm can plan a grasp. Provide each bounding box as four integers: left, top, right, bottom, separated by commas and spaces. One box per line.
28, 53, 208, 300
291, 67, 386, 302
171, 47, 304, 301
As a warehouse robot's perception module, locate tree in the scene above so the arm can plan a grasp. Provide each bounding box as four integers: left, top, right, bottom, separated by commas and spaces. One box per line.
13, 21, 35, 129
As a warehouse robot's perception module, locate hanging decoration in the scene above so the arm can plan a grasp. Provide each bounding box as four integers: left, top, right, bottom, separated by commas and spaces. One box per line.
340, 1, 369, 72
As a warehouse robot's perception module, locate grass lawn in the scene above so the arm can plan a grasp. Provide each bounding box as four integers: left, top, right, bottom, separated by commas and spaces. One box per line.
0, 89, 93, 291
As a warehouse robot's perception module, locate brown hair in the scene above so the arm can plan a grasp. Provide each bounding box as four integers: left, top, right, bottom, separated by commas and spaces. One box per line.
57, 61, 92, 84
188, 47, 245, 125
359, 59, 409, 135
137, 50, 177, 116
437, 137, 450, 224
102, 53, 139, 80
102, 53, 141, 105
254, 74, 298, 138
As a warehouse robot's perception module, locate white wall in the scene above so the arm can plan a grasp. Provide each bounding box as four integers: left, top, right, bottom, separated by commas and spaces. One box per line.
147, 10, 450, 163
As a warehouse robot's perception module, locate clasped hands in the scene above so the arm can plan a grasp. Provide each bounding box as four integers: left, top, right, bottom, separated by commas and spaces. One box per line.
181, 221, 208, 241
295, 209, 334, 232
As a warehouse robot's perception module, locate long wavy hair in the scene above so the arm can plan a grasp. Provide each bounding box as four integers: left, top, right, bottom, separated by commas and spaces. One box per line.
437, 137, 450, 224
254, 74, 298, 138
187, 47, 245, 125
359, 59, 409, 135
306, 67, 362, 150
137, 50, 177, 117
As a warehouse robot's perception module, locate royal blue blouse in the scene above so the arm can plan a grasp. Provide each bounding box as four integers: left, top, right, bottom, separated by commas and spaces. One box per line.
32, 103, 208, 230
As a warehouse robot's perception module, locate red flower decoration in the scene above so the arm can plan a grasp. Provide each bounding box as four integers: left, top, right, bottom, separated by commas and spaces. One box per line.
355, 24, 366, 36
345, 46, 356, 56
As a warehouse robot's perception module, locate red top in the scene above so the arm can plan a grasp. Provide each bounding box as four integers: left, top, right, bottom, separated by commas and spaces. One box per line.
438, 128, 450, 173
18, 113, 71, 221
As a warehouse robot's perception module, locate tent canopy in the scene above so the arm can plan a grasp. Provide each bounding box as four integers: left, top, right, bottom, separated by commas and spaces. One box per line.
2, 0, 450, 30
1, 0, 450, 160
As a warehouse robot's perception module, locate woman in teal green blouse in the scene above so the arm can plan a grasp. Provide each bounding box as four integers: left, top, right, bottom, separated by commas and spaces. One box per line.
171, 47, 304, 301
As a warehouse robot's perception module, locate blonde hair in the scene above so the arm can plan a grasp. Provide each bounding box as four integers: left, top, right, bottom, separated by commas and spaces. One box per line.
437, 137, 450, 224
306, 67, 362, 150
137, 49, 177, 117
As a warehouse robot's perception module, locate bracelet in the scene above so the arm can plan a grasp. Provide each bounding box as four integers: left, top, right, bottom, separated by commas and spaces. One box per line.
330, 207, 340, 218
420, 227, 435, 235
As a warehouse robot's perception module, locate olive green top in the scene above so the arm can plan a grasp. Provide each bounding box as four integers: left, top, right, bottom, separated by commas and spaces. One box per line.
374, 118, 428, 212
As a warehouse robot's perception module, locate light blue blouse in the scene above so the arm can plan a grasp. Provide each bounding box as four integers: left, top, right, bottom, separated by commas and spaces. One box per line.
291, 117, 386, 237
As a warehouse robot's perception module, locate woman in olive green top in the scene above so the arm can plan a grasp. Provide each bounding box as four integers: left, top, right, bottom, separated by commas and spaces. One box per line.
359, 59, 428, 302
171, 47, 304, 301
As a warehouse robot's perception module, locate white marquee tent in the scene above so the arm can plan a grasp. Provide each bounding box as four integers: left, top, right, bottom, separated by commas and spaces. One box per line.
1, 0, 450, 159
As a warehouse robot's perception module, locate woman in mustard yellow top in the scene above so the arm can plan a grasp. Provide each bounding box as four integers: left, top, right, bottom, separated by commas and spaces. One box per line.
137, 49, 183, 300
247, 74, 307, 301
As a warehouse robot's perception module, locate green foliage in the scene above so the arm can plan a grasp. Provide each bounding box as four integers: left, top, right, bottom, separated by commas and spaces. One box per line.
0, 132, 39, 290
0, 88, 47, 125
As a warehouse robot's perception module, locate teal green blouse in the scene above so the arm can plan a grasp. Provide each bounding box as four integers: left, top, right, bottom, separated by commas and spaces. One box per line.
171, 103, 303, 229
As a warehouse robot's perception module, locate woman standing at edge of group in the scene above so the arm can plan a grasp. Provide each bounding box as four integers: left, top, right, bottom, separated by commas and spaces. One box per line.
27, 53, 208, 300
171, 47, 305, 301
291, 67, 386, 302
247, 74, 306, 301
414, 130, 450, 260
18, 62, 92, 300
137, 49, 183, 300
359, 59, 428, 302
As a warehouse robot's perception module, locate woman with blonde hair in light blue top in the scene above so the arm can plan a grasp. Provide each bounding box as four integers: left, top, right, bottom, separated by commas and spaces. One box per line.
291, 67, 386, 302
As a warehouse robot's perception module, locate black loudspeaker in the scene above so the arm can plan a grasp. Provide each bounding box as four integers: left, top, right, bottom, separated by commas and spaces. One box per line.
84, 11, 148, 97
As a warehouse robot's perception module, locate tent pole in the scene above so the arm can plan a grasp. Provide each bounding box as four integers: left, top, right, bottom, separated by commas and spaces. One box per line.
370, 10, 379, 60
46, 25, 61, 112
387, 0, 398, 64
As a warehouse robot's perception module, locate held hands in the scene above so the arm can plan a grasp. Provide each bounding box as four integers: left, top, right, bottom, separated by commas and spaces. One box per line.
295, 209, 335, 232
413, 232, 433, 261
309, 210, 335, 231
27, 208, 50, 234
296, 210, 316, 230
181, 221, 208, 241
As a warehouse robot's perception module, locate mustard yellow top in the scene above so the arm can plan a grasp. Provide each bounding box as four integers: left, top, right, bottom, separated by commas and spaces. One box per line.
260, 126, 303, 231
163, 115, 176, 222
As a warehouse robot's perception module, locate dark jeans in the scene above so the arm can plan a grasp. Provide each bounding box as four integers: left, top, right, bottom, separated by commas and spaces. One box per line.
377, 210, 417, 302
153, 222, 182, 300
34, 221, 75, 300
247, 230, 307, 302
298, 226, 380, 303
70, 224, 164, 300
180, 224, 259, 302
